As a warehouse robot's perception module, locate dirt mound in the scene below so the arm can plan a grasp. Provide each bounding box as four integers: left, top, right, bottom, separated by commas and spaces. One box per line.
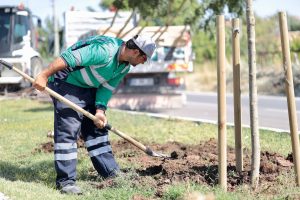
35, 138, 293, 195
110, 139, 293, 192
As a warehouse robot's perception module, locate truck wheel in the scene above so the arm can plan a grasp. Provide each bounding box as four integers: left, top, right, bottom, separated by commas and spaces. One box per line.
31, 57, 43, 78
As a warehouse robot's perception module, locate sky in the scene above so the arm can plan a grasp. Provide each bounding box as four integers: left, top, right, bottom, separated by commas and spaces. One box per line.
0, 0, 101, 25
0, 0, 300, 26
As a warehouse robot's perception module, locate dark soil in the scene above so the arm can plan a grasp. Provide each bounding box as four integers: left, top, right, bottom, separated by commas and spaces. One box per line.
34, 138, 294, 197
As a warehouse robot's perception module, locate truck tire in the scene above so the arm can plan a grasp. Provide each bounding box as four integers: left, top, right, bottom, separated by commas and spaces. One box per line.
31, 57, 43, 78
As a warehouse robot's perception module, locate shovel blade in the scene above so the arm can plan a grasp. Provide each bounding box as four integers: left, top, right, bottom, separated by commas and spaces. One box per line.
151, 151, 171, 159
145, 146, 171, 159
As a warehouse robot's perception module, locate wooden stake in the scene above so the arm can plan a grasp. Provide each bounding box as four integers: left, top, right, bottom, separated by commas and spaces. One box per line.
279, 11, 300, 186
232, 18, 243, 173
217, 15, 227, 191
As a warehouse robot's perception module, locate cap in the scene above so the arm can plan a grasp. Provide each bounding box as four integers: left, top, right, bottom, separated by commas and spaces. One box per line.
132, 35, 156, 59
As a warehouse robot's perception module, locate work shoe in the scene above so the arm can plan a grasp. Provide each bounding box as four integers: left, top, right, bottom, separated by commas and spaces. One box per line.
60, 184, 83, 195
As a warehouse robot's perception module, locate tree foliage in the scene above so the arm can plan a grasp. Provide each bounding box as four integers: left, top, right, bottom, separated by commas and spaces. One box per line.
37, 16, 55, 58
291, 38, 300, 53
99, 0, 245, 28
288, 14, 300, 31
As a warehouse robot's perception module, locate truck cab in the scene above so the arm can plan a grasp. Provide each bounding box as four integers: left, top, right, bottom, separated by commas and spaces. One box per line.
0, 5, 43, 89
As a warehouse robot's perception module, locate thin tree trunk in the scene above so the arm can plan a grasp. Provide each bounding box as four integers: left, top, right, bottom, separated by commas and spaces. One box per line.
117, 8, 136, 37
103, 9, 119, 35
155, 0, 186, 42
246, 0, 260, 189
120, 18, 143, 39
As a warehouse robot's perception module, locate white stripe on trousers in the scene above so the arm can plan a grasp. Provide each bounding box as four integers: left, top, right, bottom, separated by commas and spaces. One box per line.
88, 146, 112, 157
85, 135, 109, 148
55, 152, 77, 161
54, 143, 77, 150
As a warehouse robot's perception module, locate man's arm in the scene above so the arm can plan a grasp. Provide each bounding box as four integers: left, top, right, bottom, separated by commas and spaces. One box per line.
33, 57, 67, 91
34, 56, 108, 129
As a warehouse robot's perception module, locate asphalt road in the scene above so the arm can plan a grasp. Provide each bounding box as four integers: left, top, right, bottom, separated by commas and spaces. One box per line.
1, 89, 298, 132
153, 92, 300, 132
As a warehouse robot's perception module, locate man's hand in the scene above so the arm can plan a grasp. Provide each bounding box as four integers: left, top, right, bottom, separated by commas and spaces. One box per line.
33, 72, 48, 91
94, 109, 107, 129
33, 57, 67, 91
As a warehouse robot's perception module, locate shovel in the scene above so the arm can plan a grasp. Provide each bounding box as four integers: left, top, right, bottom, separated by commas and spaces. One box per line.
0, 59, 171, 159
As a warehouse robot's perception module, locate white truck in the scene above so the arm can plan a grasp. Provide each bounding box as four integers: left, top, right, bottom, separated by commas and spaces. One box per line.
63, 10, 193, 110
0, 5, 43, 90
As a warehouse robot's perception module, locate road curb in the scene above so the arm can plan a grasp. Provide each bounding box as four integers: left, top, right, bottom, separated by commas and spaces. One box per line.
114, 109, 291, 134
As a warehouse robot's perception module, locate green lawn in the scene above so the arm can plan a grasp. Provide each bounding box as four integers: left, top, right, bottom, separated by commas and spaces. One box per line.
0, 98, 299, 199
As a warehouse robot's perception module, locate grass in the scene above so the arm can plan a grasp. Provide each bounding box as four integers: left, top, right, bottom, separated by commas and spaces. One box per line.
0, 98, 299, 199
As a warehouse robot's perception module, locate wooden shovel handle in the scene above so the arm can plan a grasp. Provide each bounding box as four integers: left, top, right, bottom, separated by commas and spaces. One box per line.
0, 60, 149, 154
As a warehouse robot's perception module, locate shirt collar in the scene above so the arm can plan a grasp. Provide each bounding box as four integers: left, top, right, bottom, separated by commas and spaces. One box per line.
117, 43, 129, 67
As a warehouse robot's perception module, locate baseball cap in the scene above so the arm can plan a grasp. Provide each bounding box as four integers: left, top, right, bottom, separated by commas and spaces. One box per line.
132, 35, 156, 60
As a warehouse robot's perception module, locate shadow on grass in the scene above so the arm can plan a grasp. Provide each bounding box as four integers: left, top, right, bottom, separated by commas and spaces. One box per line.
0, 159, 97, 186
0, 160, 56, 185
24, 106, 53, 113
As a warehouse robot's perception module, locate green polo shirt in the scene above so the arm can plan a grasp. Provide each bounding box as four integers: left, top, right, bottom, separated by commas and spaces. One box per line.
50, 35, 130, 109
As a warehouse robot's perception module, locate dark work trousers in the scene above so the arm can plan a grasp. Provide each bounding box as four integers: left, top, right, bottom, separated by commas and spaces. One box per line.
48, 79, 119, 188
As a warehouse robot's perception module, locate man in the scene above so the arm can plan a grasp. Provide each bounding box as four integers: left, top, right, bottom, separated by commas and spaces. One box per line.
33, 34, 156, 195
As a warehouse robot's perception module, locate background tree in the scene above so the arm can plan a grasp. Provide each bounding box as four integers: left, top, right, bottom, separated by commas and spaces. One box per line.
37, 16, 61, 59
97, 0, 245, 64
288, 15, 300, 31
